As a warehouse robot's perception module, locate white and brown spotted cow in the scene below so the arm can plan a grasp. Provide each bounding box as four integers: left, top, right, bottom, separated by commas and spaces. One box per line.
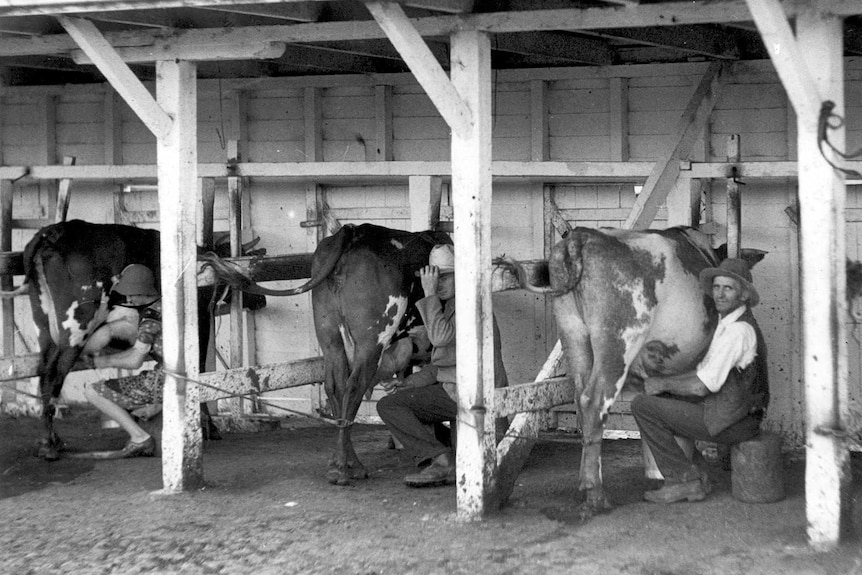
5, 220, 264, 460
507, 226, 764, 519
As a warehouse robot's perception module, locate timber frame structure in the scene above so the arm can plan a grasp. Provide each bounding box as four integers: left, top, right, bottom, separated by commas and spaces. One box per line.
0, 0, 860, 551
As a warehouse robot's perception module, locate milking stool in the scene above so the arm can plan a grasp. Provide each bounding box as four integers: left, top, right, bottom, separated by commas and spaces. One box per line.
730, 430, 785, 503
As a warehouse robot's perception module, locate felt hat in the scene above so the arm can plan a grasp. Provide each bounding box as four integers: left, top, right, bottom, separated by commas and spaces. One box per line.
112, 264, 159, 304
699, 258, 759, 307
428, 244, 455, 275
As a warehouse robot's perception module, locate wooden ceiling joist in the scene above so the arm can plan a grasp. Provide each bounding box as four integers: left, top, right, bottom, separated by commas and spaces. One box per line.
493, 32, 614, 66
586, 25, 740, 60
2, 1, 861, 60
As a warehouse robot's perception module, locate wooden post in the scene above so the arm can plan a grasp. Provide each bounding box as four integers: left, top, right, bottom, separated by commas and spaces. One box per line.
198, 178, 215, 250
795, 10, 850, 550
374, 85, 393, 161
450, 29, 495, 520
104, 89, 123, 165
156, 59, 203, 492
408, 175, 442, 232
726, 134, 741, 258
304, 87, 323, 162
53, 156, 76, 224
226, 139, 252, 420
0, 179, 14, 409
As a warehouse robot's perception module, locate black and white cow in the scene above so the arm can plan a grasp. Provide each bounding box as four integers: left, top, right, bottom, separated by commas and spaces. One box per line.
206, 223, 453, 485
5, 219, 264, 460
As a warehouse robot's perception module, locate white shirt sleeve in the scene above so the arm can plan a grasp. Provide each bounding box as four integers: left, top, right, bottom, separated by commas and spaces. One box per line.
696, 321, 757, 393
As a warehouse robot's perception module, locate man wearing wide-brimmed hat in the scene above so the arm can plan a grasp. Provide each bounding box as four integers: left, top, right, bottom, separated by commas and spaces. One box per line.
631, 258, 769, 504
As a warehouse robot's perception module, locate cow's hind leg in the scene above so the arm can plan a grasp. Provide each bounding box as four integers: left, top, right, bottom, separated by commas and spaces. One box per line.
326, 342, 383, 486
35, 345, 70, 460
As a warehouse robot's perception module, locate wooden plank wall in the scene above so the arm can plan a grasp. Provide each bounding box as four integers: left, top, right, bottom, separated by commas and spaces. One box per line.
1, 60, 861, 445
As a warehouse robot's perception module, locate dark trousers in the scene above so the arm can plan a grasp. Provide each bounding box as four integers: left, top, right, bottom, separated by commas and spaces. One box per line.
376, 383, 456, 467
631, 394, 762, 483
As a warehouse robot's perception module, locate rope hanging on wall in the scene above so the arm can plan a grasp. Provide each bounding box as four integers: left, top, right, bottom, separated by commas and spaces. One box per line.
818, 100, 862, 178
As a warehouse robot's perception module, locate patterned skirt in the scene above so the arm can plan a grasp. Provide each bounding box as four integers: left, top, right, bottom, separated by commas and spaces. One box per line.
93, 367, 165, 410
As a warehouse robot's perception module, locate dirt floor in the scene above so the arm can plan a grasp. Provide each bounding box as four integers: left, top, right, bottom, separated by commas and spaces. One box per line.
2, 409, 862, 575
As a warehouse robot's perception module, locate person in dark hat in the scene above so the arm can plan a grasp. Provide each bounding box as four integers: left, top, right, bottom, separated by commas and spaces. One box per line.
376, 244, 509, 488
631, 258, 769, 503
81, 264, 163, 458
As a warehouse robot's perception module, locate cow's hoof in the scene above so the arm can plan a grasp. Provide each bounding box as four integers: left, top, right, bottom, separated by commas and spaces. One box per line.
35, 440, 61, 461
203, 425, 222, 441
326, 465, 368, 485
326, 470, 352, 486
576, 498, 613, 521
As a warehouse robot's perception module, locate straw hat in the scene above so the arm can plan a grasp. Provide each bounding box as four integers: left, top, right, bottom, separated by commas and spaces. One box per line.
699, 258, 759, 307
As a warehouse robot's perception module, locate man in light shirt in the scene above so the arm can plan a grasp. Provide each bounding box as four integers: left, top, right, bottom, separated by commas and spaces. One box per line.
631, 258, 769, 503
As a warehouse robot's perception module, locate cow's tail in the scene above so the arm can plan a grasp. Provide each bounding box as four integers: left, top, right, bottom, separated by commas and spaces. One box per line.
497, 257, 557, 294
0, 280, 28, 298
549, 231, 586, 296
200, 224, 354, 297
199, 253, 321, 297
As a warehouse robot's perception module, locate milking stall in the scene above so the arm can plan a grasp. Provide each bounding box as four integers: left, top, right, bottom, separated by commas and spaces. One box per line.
1, 1, 862, 573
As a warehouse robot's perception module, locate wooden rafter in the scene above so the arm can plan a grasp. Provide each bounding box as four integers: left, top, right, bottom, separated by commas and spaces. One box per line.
745, 0, 820, 129
365, 1, 471, 137
624, 61, 726, 229
585, 25, 739, 60
493, 32, 614, 66
57, 15, 172, 139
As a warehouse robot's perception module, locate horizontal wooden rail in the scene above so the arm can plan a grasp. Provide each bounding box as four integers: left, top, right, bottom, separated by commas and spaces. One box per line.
2, 159, 852, 185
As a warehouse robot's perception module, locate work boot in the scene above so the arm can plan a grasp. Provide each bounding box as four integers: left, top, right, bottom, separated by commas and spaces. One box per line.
644, 478, 706, 503
404, 453, 455, 487
691, 448, 712, 495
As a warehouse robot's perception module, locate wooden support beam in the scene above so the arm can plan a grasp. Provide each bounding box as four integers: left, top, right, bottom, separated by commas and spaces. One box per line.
6, 2, 862, 54
624, 61, 725, 229
304, 87, 323, 162
494, 376, 573, 419
156, 59, 203, 493
408, 175, 442, 232
198, 357, 324, 402
374, 85, 394, 161
726, 134, 741, 258
53, 156, 76, 223
72, 41, 287, 64
496, 340, 566, 506
745, 0, 822, 130
530, 80, 548, 163
448, 29, 494, 520
365, 1, 472, 138
224, 138, 255, 419
791, 5, 850, 551
609, 77, 629, 162
0, 181, 15, 397
103, 89, 123, 165
57, 16, 172, 140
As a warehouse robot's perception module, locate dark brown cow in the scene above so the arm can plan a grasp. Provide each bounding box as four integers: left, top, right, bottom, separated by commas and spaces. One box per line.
4, 220, 264, 460
506, 226, 764, 519
207, 223, 451, 484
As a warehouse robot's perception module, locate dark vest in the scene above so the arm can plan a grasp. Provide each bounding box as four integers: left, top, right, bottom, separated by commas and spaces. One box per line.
702, 308, 769, 435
